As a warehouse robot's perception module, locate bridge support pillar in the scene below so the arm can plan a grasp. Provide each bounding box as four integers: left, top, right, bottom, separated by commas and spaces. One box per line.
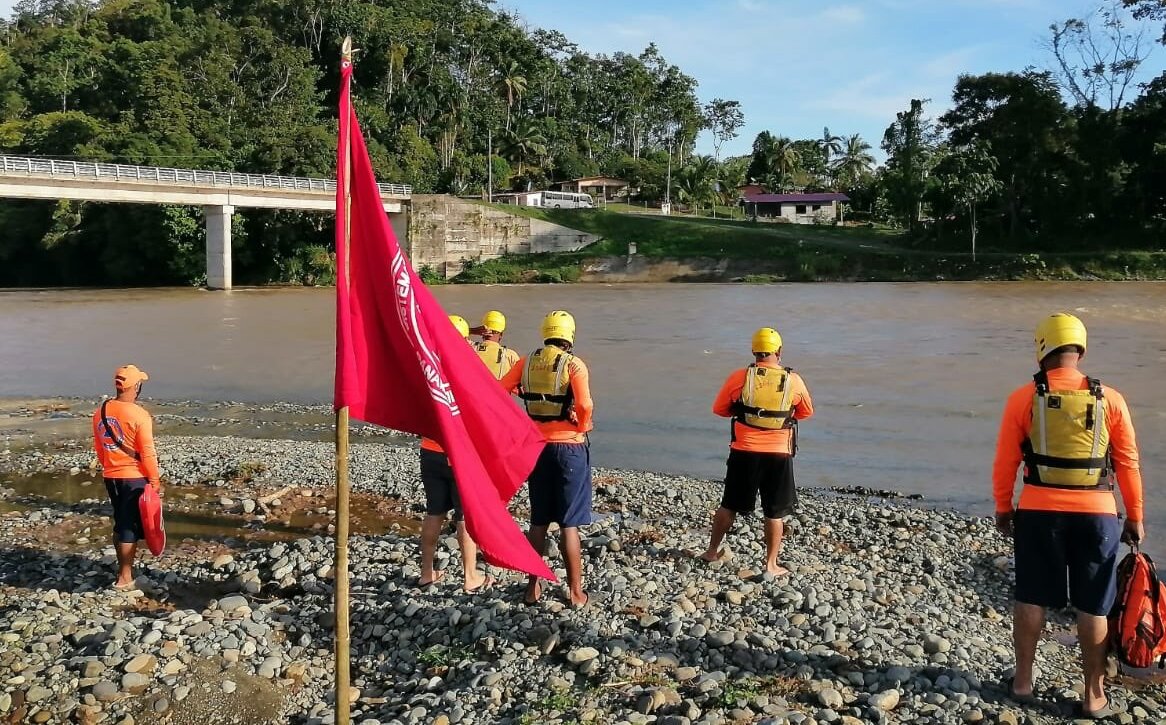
205, 205, 234, 290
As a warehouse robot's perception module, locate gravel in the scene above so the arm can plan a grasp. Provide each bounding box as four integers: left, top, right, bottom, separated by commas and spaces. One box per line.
1, 423, 1164, 724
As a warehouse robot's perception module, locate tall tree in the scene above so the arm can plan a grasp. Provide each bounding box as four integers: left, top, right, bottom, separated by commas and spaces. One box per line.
882, 99, 941, 232
1047, 1, 1152, 109
702, 98, 744, 161
818, 126, 843, 184
833, 133, 876, 190
930, 143, 1002, 258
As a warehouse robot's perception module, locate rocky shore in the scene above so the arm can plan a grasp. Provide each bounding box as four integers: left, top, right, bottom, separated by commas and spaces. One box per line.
1, 414, 1164, 724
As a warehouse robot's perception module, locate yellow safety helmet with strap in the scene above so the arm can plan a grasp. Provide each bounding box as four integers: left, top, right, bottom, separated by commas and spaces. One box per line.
1023, 371, 1112, 489
449, 315, 470, 339
520, 345, 574, 421
1034, 313, 1087, 364
752, 327, 783, 355
737, 364, 795, 430
541, 310, 576, 345
481, 310, 507, 333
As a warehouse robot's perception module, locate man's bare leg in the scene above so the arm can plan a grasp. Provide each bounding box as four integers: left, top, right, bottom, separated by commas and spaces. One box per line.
701, 507, 736, 561
114, 540, 136, 587
524, 525, 549, 603
1012, 602, 1045, 696
560, 526, 587, 606
763, 517, 789, 576
1077, 612, 1109, 713
418, 514, 446, 586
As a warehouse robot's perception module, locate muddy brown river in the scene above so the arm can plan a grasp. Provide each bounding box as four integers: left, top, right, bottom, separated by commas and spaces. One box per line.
1, 283, 1162, 551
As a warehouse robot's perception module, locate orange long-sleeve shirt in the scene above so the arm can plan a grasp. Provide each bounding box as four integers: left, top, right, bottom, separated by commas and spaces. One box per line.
92, 400, 161, 484
992, 368, 1143, 521
500, 352, 593, 444
712, 362, 814, 454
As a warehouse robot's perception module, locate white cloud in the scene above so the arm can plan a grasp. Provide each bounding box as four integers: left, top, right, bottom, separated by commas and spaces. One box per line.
819, 5, 866, 24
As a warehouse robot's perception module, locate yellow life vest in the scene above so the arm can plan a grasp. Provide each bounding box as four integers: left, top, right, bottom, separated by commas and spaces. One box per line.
475, 340, 512, 380
1023, 371, 1112, 489
519, 345, 574, 422
736, 365, 795, 430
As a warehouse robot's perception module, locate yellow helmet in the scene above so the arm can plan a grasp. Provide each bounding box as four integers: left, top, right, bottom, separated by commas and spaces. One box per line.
448, 315, 470, 339
751, 327, 783, 355
481, 310, 507, 333
541, 310, 576, 344
1034, 312, 1087, 363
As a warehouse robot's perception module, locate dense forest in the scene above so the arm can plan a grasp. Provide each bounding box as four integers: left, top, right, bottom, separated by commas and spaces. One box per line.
0, 0, 721, 285
0, 0, 1162, 286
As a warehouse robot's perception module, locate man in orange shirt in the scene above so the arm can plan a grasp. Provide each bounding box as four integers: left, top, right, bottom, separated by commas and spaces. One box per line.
500, 310, 594, 607
417, 315, 493, 593
992, 313, 1144, 718
702, 327, 813, 577
92, 365, 161, 589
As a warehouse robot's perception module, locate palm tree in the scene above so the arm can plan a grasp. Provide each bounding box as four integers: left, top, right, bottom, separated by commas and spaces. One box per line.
818, 126, 843, 172
675, 156, 717, 214
762, 135, 801, 190
498, 61, 528, 131
833, 134, 876, 189
500, 118, 546, 176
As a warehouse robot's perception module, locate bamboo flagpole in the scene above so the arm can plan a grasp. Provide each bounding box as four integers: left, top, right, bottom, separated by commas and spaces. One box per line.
334, 35, 355, 725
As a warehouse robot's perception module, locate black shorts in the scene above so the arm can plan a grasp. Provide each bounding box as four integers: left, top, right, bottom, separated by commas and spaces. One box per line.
105, 478, 147, 544
1013, 509, 1121, 616
720, 449, 796, 519
419, 449, 462, 519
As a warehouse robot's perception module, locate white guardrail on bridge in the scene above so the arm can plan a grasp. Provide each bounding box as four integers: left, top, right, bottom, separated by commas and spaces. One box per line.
0, 155, 412, 197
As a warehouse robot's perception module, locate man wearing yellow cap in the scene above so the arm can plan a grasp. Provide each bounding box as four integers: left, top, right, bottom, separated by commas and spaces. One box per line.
992, 313, 1144, 717
416, 316, 493, 593
500, 310, 594, 607
703, 327, 813, 576
473, 310, 520, 380
92, 365, 161, 589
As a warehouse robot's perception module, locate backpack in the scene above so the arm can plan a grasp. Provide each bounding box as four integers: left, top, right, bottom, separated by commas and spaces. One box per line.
1109, 547, 1166, 669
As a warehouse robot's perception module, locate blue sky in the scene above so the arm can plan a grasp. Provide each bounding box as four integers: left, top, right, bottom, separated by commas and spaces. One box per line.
499, 0, 1163, 158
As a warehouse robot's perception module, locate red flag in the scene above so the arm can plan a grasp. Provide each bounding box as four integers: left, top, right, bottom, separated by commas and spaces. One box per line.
334, 57, 554, 581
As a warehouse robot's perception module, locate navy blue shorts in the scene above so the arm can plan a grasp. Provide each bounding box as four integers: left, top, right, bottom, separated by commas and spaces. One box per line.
1013, 509, 1121, 616
528, 442, 592, 528
419, 449, 462, 520
721, 449, 797, 519
105, 478, 147, 544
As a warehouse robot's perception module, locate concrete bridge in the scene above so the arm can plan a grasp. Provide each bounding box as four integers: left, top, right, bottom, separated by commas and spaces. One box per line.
0, 155, 412, 289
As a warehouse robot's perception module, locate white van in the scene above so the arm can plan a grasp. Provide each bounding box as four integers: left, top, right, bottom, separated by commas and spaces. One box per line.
542, 191, 594, 209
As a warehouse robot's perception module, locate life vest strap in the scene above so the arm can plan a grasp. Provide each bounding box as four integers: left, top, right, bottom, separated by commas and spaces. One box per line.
519, 392, 571, 404
738, 405, 793, 420
1024, 452, 1109, 470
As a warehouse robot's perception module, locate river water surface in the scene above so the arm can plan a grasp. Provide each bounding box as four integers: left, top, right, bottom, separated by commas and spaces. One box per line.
1, 283, 1162, 550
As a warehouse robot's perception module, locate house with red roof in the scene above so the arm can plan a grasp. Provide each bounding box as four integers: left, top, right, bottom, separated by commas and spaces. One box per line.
740, 191, 850, 225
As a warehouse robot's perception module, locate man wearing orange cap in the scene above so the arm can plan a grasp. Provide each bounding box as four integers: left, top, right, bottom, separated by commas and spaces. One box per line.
92, 365, 161, 589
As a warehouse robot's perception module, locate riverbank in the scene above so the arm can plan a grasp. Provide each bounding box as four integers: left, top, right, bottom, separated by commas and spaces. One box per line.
2, 403, 1164, 723
445, 209, 1166, 284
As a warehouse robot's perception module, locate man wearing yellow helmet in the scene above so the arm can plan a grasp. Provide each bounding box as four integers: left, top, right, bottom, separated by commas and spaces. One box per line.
500, 310, 594, 607
702, 327, 814, 577
992, 312, 1144, 717
473, 310, 520, 380
416, 315, 494, 594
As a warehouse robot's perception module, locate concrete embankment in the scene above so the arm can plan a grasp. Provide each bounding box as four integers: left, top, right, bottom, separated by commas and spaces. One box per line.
1, 405, 1163, 724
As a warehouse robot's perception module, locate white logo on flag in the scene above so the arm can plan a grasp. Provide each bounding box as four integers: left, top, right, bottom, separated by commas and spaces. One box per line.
391, 251, 460, 416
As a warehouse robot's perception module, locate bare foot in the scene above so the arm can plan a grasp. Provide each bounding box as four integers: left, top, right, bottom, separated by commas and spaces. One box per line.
113, 580, 137, 591
698, 548, 728, 563
418, 570, 446, 588
523, 578, 543, 604
765, 563, 790, 577
570, 591, 589, 608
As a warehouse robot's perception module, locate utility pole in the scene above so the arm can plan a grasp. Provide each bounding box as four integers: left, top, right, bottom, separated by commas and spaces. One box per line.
487, 129, 493, 203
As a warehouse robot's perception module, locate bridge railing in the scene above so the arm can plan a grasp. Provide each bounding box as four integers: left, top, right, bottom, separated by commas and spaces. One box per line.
0, 155, 412, 197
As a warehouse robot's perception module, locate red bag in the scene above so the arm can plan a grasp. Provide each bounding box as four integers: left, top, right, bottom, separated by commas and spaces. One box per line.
1109, 548, 1166, 669
138, 486, 166, 557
